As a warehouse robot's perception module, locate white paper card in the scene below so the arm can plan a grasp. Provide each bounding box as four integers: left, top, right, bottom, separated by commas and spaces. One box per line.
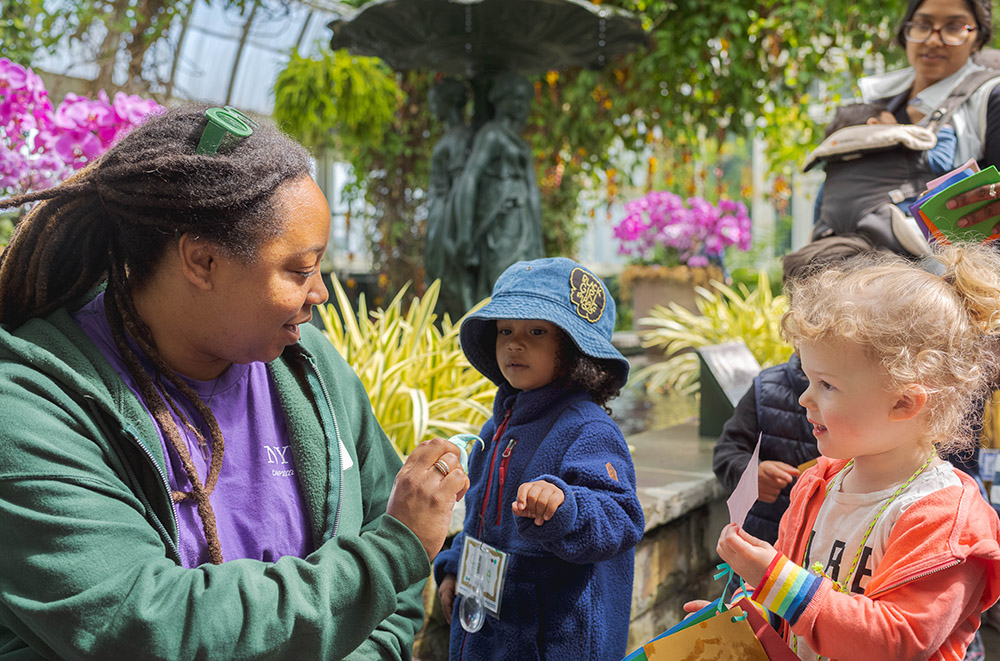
727, 433, 761, 527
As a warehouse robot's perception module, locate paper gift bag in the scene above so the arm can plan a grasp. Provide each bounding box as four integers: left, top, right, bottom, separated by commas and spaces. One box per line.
733, 598, 798, 661
642, 606, 770, 661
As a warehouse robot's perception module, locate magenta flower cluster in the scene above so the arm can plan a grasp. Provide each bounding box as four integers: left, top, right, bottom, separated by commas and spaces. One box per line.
613, 191, 752, 268
1, 58, 163, 194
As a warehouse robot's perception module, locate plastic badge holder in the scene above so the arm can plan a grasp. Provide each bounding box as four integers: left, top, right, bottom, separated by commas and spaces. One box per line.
196, 107, 255, 155
458, 540, 489, 633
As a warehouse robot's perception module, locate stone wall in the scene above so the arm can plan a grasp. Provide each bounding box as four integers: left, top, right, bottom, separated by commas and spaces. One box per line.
627, 495, 729, 653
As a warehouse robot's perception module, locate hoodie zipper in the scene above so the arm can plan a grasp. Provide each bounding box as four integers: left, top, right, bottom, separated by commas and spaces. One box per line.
461, 408, 513, 660
867, 559, 963, 598
83, 395, 182, 562
476, 408, 512, 539
495, 439, 517, 526
302, 353, 344, 540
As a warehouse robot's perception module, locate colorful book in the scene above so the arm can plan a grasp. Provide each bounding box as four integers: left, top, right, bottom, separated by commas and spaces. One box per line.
924, 157, 978, 191
912, 165, 1000, 244
909, 172, 973, 241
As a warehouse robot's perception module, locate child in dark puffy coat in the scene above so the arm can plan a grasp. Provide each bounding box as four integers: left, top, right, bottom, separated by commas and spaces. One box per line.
433, 257, 644, 660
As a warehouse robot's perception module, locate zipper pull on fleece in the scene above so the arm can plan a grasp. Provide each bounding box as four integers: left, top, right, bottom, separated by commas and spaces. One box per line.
476, 408, 514, 538
496, 439, 518, 526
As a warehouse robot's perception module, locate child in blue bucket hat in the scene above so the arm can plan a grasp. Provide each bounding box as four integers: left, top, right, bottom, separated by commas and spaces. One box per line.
433, 257, 644, 660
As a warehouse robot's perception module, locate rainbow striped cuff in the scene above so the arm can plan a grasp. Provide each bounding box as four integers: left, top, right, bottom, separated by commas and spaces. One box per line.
751, 554, 822, 625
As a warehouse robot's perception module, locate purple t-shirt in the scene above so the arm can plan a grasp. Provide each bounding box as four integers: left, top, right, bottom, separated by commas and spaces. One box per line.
73, 292, 313, 567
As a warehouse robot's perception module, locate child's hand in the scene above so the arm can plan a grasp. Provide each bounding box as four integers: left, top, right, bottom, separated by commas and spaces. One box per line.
758, 461, 800, 503
717, 523, 777, 588
511, 480, 565, 526
683, 599, 711, 613
439, 574, 457, 624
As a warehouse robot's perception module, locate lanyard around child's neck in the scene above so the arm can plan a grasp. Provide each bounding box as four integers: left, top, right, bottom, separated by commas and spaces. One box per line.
813, 448, 937, 593
793, 448, 937, 660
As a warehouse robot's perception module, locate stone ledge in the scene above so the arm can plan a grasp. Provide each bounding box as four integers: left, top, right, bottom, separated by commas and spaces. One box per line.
639, 477, 725, 532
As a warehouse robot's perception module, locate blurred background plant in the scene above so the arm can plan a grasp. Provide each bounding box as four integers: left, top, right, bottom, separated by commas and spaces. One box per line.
631, 270, 792, 394
319, 276, 496, 457
0, 57, 162, 243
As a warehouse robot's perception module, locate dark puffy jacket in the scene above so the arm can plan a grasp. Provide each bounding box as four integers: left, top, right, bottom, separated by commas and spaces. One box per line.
713, 354, 819, 543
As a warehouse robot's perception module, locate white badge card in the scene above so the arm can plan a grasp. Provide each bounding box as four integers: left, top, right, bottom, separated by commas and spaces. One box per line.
456, 535, 509, 617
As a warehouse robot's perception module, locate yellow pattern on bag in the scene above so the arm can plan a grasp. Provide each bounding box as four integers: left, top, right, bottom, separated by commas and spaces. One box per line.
643, 606, 769, 661
981, 389, 1000, 495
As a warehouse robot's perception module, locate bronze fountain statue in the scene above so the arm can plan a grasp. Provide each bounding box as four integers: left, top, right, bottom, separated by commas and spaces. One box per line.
329, 0, 647, 318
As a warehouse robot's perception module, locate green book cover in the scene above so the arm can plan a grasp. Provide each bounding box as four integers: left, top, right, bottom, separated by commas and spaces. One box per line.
920, 165, 1000, 243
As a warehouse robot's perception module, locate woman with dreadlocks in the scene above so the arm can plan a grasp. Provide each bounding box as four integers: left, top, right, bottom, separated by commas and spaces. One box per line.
0, 104, 469, 659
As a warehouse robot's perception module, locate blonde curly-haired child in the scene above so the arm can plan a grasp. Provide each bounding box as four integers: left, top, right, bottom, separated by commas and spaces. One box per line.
691, 243, 1000, 660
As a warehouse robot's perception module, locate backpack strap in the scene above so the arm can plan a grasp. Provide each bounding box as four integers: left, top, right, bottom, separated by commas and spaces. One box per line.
923, 68, 1000, 132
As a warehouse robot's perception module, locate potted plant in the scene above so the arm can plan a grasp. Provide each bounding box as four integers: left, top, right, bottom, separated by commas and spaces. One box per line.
613, 191, 751, 327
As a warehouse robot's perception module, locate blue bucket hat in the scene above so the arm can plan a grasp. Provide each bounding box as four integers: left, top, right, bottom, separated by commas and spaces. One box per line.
460, 257, 630, 389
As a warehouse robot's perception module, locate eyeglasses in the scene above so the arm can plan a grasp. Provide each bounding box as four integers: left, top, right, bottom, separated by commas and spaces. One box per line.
903, 21, 978, 46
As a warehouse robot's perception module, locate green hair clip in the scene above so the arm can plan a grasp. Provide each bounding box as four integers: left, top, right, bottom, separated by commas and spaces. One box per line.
195, 106, 257, 155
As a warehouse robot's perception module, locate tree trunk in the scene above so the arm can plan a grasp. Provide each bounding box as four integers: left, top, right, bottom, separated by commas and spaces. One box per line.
90, 0, 128, 94
125, 0, 163, 92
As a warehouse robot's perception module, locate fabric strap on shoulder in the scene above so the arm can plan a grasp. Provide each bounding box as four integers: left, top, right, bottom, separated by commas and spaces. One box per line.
922, 68, 1000, 132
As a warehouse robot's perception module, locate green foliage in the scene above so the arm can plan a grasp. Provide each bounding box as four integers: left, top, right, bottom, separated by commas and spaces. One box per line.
342, 70, 438, 295
7, 0, 290, 93
282, 0, 922, 295
589, 0, 910, 171
632, 271, 792, 394
274, 62, 436, 297
730, 265, 783, 298
602, 273, 634, 331
0, 0, 54, 64
0, 211, 16, 249
273, 46, 401, 154
44, 0, 196, 93
318, 275, 496, 457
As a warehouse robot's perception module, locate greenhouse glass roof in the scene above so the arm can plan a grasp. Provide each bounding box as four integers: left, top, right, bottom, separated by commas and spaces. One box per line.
33, 0, 347, 115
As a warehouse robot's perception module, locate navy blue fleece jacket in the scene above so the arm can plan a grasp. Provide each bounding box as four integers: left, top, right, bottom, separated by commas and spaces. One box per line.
434, 381, 644, 660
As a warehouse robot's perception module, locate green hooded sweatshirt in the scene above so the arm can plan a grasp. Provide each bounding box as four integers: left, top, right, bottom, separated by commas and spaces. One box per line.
0, 308, 429, 660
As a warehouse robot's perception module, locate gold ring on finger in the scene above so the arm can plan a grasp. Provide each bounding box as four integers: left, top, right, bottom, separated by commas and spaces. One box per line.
990, 183, 997, 199
433, 459, 451, 476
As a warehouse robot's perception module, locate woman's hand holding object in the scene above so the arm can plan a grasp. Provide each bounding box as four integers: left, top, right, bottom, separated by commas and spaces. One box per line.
386, 438, 469, 562
950, 183, 1000, 233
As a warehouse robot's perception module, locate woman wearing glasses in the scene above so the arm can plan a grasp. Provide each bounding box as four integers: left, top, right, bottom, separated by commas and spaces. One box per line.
859, 0, 1000, 229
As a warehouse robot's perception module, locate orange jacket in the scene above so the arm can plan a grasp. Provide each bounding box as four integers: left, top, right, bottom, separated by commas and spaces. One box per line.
774, 457, 1000, 660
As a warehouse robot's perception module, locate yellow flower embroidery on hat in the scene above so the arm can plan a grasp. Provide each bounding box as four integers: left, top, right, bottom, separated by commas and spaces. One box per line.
569, 268, 605, 323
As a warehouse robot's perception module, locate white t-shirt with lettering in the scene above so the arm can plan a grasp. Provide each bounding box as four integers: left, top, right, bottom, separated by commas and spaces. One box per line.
793, 461, 960, 660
